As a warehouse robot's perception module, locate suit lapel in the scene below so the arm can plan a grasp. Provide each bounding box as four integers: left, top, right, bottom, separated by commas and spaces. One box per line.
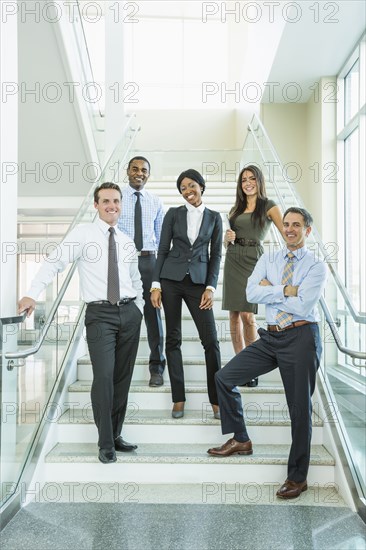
178, 206, 190, 245
193, 208, 212, 245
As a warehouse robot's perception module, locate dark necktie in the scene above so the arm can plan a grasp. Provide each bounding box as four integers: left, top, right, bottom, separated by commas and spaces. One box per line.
276, 252, 295, 328
134, 191, 143, 251
107, 227, 120, 305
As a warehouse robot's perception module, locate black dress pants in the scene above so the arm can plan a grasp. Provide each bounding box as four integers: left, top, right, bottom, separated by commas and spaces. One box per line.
85, 301, 142, 450
161, 275, 221, 405
138, 255, 165, 375
215, 324, 322, 482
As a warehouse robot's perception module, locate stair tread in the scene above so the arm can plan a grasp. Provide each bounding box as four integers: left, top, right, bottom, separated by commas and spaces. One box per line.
45, 442, 334, 465
69, 380, 286, 394
78, 356, 236, 366
38, 481, 346, 507
58, 408, 323, 426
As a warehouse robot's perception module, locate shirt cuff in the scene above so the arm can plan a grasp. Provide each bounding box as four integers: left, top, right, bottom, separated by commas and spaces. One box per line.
271, 285, 287, 303
206, 286, 215, 292
151, 281, 161, 290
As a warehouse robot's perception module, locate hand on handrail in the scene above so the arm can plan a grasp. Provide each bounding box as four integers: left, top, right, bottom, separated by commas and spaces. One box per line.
18, 296, 36, 318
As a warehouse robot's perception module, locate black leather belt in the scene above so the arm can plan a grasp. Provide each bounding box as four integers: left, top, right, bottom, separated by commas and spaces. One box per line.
234, 238, 259, 247
137, 251, 156, 257
267, 320, 316, 332
87, 298, 136, 306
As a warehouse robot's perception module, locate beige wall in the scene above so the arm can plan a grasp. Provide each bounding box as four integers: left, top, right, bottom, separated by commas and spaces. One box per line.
259, 82, 337, 241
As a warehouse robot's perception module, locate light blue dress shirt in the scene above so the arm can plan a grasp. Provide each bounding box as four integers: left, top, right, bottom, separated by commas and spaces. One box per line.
118, 185, 164, 251
246, 245, 327, 325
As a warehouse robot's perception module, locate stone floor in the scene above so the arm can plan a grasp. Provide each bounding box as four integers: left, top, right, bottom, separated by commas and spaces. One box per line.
1, 500, 365, 550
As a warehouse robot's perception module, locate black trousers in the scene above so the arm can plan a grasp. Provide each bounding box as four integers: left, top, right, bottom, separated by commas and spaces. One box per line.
85, 301, 142, 450
138, 255, 165, 375
215, 324, 322, 482
161, 275, 221, 405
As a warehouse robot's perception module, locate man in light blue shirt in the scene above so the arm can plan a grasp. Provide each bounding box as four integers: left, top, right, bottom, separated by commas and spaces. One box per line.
208, 207, 327, 499
118, 156, 166, 386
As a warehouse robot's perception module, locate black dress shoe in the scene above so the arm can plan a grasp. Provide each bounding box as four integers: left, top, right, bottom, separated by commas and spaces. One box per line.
243, 378, 258, 387
114, 436, 138, 452
149, 373, 164, 387
98, 449, 117, 464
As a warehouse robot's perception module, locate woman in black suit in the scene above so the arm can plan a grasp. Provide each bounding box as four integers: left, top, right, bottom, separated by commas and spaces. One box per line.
151, 169, 222, 419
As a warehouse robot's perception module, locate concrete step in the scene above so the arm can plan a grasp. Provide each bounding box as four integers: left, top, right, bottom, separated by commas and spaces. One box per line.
37, 480, 347, 507
55, 408, 324, 445
76, 356, 283, 383
68, 379, 289, 409
43, 442, 334, 485
131, 335, 242, 357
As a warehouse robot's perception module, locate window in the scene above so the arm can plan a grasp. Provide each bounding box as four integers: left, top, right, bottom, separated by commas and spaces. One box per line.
337, 33, 366, 365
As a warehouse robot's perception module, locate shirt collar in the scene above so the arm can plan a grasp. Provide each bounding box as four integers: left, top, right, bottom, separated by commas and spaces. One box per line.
125, 184, 146, 197
282, 245, 308, 260
185, 202, 205, 214
96, 217, 118, 235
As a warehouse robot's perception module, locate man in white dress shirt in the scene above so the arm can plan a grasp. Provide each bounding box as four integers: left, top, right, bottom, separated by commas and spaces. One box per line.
18, 183, 144, 464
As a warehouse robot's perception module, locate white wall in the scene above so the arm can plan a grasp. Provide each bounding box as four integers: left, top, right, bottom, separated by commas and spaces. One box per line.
18, 6, 95, 201
0, 6, 18, 317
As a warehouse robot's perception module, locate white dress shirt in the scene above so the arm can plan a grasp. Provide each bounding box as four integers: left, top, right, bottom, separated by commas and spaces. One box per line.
27, 218, 144, 313
152, 202, 215, 292
185, 201, 205, 244
118, 185, 165, 250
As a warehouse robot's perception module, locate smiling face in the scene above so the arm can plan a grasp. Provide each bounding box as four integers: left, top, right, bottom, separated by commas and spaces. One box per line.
241, 170, 258, 197
127, 159, 150, 191
94, 188, 121, 226
179, 177, 203, 207
283, 212, 312, 250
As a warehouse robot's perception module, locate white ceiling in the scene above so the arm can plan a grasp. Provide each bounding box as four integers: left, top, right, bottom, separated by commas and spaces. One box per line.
263, 0, 366, 102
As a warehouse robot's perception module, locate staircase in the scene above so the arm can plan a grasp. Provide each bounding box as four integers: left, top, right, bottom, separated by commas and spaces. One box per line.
32, 175, 348, 508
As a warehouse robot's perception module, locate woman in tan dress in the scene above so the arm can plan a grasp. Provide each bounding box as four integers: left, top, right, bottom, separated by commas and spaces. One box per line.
222, 165, 283, 385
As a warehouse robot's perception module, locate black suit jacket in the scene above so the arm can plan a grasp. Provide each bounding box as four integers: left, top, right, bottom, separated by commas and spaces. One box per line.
153, 206, 223, 288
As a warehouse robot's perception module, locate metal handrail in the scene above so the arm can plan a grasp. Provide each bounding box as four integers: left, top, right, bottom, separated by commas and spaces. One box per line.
5, 263, 80, 361
0, 313, 26, 326
248, 113, 366, 325
320, 297, 366, 361
74, 0, 103, 119
5, 115, 139, 362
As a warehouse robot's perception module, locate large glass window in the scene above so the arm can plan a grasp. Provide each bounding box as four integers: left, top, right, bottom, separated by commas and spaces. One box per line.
337, 33, 366, 367
344, 60, 360, 124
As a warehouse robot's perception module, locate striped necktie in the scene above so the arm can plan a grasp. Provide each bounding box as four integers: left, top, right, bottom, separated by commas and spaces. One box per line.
107, 227, 120, 305
276, 252, 295, 328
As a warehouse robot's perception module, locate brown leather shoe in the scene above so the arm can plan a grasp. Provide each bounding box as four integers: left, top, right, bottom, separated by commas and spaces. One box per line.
276, 479, 308, 499
207, 438, 253, 457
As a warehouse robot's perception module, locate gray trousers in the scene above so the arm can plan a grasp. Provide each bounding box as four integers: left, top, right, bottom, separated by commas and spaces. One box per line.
215, 324, 322, 482
85, 301, 142, 450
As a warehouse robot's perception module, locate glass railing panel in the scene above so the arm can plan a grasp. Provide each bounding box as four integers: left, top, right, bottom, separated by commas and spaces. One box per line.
0, 267, 84, 509
65, 115, 139, 232
126, 149, 242, 184
71, 1, 104, 120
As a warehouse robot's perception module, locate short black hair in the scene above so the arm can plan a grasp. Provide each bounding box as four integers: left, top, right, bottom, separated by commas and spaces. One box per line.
94, 182, 122, 203
127, 156, 151, 172
283, 207, 313, 227
176, 169, 206, 195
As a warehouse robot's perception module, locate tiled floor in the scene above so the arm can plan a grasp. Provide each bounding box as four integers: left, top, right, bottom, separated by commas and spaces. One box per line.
1, 500, 365, 550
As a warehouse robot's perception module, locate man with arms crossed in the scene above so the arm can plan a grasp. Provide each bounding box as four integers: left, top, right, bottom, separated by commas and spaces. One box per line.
118, 156, 166, 386
18, 183, 143, 464
208, 207, 327, 499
